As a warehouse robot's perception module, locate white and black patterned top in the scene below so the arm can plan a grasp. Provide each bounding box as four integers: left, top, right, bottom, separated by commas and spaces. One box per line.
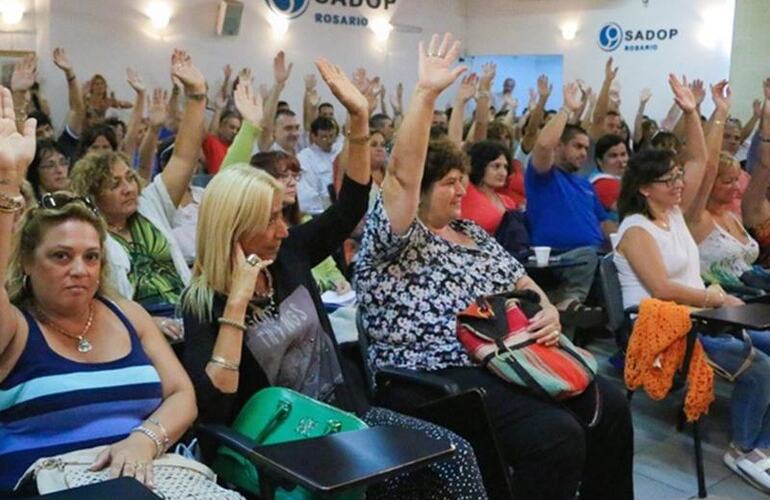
355, 194, 526, 372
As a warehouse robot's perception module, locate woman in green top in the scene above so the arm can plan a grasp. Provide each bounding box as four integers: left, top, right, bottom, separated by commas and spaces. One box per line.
70, 49, 206, 340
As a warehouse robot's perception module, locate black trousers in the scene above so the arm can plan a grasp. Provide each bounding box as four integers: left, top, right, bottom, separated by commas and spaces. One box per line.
436, 367, 634, 500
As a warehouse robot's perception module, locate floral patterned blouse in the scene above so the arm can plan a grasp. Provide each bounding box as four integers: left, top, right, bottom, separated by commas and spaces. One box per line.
355, 194, 526, 372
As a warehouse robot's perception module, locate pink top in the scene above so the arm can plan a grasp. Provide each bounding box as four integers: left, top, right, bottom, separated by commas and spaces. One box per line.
461, 183, 517, 234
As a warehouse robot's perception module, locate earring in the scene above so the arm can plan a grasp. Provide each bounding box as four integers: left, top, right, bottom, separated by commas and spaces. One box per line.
22, 274, 29, 290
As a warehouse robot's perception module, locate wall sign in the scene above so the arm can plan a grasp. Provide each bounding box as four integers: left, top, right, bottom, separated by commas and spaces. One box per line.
265, 0, 396, 27
598, 22, 679, 52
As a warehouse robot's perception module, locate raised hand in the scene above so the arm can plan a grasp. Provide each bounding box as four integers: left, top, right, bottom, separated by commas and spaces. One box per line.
504, 94, 518, 110
563, 81, 582, 112
640, 88, 652, 104
273, 51, 293, 86
237, 67, 252, 84
316, 57, 368, 117
537, 74, 552, 98
230, 242, 273, 303
689, 78, 706, 106
753, 99, 762, 119
0, 87, 36, 182
52, 47, 73, 74
304, 74, 317, 92
709, 80, 731, 111
389, 82, 403, 115
417, 32, 467, 97
605, 56, 619, 81
762, 78, 770, 119
669, 74, 697, 114
171, 49, 206, 94
223, 64, 232, 81
258, 83, 269, 103
126, 68, 146, 94
456, 73, 478, 104
351, 67, 371, 95
478, 62, 496, 91
233, 80, 264, 126
147, 88, 169, 127
528, 88, 538, 109
11, 54, 37, 93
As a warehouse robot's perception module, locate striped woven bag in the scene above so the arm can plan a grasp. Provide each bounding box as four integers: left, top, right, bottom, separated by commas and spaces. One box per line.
456, 290, 597, 401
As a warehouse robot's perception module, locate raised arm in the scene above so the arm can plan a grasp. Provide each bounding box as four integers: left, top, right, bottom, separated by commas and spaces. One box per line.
685, 80, 731, 227
257, 51, 292, 152
741, 99, 762, 144
633, 88, 652, 146
448, 72, 478, 147
160, 49, 206, 207
531, 82, 582, 174
0, 87, 36, 362
10, 54, 36, 134
220, 80, 263, 171
136, 88, 168, 182
742, 78, 770, 229
390, 82, 404, 130
670, 75, 708, 216
303, 74, 320, 131
52, 48, 86, 135
589, 57, 618, 139
381, 33, 466, 235
122, 68, 147, 156
521, 75, 551, 154
472, 62, 495, 143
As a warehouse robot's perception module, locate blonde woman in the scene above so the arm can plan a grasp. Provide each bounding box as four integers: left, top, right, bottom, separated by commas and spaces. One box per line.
181, 56, 486, 499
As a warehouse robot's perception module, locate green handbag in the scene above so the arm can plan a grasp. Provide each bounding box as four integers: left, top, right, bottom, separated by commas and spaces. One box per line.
213, 387, 368, 499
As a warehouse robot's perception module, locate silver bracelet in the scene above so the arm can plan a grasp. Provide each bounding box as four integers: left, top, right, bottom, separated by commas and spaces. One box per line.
131, 425, 164, 458
146, 417, 170, 450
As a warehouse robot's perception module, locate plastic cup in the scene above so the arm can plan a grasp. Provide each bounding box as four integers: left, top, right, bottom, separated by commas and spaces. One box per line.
533, 246, 552, 267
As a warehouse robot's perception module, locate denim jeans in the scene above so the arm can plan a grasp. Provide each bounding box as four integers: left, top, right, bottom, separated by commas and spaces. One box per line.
700, 330, 770, 449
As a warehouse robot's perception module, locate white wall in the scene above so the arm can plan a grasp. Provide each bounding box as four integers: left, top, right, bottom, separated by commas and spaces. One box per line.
730, 0, 770, 121
29, 0, 465, 128
465, 0, 736, 123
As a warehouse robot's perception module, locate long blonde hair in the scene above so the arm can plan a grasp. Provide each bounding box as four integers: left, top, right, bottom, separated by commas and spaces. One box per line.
7, 197, 114, 307
182, 165, 282, 321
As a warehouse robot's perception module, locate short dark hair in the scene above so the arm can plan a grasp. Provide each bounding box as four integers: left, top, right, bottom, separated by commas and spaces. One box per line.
369, 113, 392, 130
468, 140, 512, 186
219, 110, 241, 124
310, 116, 337, 135
104, 116, 126, 133
650, 131, 681, 152
318, 102, 334, 112
274, 108, 296, 122
594, 134, 626, 163
617, 149, 677, 221
421, 139, 469, 196
28, 139, 69, 197
605, 110, 621, 118
277, 100, 289, 109
29, 110, 52, 129
77, 124, 118, 159
560, 124, 588, 145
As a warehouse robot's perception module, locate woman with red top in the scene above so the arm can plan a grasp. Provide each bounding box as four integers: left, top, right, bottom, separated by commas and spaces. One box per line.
461, 140, 518, 234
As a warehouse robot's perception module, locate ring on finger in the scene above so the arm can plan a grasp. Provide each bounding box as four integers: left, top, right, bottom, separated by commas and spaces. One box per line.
246, 254, 260, 267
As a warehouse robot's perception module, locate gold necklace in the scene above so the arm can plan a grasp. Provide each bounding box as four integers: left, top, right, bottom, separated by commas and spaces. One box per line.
36, 302, 96, 353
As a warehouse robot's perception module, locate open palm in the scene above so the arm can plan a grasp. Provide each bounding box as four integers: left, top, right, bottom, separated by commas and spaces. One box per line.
669, 74, 697, 113
417, 33, 466, 96
234, 80, 263, 126
171, 49, 205, 93
0, 87, 36, 179
315, 58, 368, 116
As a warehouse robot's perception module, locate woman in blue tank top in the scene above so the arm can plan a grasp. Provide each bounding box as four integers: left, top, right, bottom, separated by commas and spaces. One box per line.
0, 87, 196, 493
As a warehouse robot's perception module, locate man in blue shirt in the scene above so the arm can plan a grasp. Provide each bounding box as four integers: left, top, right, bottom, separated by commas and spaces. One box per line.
527, 81, 618, 327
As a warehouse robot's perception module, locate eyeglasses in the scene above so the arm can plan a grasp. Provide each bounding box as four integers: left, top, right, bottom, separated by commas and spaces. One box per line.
651, 169, 685, 188
40, 192, 99, 215
39, 157, 71, 170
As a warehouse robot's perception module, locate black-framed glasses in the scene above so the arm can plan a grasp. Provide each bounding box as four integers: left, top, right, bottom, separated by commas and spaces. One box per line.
651, 169, 685, 188
40, 192, 99, 215
39, 157, 71, 170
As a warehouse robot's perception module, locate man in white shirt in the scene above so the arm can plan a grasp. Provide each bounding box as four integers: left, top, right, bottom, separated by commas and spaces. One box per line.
259, 109, 302, 155
297, 116, 341, 215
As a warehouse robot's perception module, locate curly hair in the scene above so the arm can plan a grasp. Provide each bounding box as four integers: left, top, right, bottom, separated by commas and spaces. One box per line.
421, 139, 470, 196
70, 151, 143, 200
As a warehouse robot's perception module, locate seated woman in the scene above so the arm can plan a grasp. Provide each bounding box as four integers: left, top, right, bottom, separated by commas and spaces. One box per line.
26, 139, 71, 199
181, 56, 486, 499
460, 140, 519, 234
589, 134, 629, 221
69, 50, 206, 341
355, 34, 633, 500
614, 75, 770, 492
742, 79, 770, 269
0, 90, 196, 493
76, 124, 118, 159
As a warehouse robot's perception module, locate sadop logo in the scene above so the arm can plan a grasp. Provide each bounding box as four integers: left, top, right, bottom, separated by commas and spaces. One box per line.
264, 0, 310, 19
598, 23, 623, 52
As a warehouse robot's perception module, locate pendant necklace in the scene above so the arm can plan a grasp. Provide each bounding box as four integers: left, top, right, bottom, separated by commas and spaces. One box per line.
36, 301, 96, 353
